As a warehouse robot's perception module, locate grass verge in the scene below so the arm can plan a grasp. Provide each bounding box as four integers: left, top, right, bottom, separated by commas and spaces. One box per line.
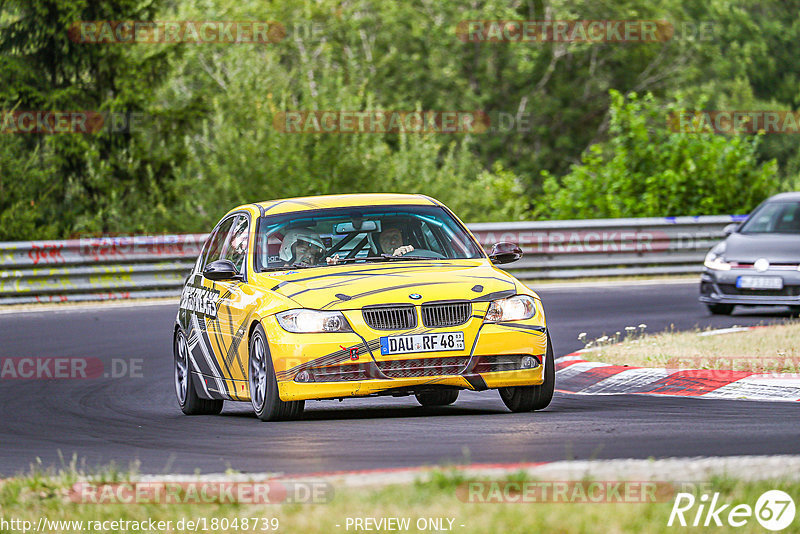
576, 322, 800, 373
0, 467, 797, 533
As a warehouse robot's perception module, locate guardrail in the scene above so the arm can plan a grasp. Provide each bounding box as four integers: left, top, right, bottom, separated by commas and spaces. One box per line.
468, 214, 744, 280
0, 215, 742, 305
0, 234, 208, 305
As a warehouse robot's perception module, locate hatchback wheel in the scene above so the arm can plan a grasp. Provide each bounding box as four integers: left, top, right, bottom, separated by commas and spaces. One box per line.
707, 303, 734, 315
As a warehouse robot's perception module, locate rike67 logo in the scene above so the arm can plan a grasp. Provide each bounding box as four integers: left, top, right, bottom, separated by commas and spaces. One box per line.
668, 490, 796, 531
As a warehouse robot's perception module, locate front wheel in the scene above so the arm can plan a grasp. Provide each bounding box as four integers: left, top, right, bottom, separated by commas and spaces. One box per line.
499, 331, 555, 412
415, 389, 459, 406
174, 329, 223, 415
248, 324, 304, 422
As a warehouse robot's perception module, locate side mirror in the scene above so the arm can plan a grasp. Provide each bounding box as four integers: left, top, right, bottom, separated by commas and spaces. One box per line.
722, 223, 739, 236
203, 259, 242, 281
488, 242, 523, 265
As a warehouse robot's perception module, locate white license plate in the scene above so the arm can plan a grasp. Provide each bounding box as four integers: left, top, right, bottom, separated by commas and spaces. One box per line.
736, 276, 784, 290
380, 332, 465, 355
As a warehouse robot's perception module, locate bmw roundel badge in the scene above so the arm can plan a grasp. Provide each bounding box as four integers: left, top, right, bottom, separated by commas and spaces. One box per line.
409, 293, 422, 300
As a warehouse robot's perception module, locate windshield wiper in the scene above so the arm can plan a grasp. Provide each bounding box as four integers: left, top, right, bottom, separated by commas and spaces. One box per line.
261, 262, 318, 272
327, 254, 434, 264
379, 254, 434, 261
324, 255, 389, 264
263, 256, 437, 270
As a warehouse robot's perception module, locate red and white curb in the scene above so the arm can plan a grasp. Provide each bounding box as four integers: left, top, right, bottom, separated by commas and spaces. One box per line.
555, 327, 800, 402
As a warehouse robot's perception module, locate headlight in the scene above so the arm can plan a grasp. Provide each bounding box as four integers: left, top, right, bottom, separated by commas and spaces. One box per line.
276, 310, 352, 333
484, 295, 537, 322
704, 244, 731, 271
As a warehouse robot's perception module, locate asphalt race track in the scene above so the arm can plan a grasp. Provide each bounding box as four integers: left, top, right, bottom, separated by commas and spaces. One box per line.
1, 281, 798, 476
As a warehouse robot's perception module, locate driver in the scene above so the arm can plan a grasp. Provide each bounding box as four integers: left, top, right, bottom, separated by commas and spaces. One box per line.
325, 224, 414, 265
278, 228, 327, 266
379, 225, 414, 256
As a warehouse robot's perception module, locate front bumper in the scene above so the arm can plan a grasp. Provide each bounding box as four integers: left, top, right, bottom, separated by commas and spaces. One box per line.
699, 268, 800, 307
278, 367, 544, 401
263, 305, 548, 402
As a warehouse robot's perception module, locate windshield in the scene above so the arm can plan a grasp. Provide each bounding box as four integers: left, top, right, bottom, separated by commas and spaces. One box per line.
255, 205, 484, 270
739, 201, 800, 234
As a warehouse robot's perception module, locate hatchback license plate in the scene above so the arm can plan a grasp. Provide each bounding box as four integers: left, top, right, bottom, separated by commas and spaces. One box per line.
736, 276, 783, 290
380, 332, 465, 355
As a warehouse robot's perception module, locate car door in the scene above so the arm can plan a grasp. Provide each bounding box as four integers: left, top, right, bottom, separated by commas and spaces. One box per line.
209, 213, 255, 400
182, 215, 235, 399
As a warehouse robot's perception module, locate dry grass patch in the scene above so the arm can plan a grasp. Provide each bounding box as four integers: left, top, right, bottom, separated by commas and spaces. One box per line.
579, 322, 800, 373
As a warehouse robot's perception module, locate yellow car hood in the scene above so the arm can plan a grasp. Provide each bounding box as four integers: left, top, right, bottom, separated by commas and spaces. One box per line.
253, 259, 523, 310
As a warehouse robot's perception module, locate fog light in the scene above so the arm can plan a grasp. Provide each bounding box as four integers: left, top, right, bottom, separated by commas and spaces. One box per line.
521, 356, 537, 369
296, 370, 312, 383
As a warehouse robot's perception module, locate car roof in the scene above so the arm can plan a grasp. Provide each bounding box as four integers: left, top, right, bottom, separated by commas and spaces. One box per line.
766, 191, 800, 202
232, 193, 441, 216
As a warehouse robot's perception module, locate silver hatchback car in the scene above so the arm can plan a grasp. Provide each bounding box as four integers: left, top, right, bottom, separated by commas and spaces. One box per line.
700, 192, 800, 315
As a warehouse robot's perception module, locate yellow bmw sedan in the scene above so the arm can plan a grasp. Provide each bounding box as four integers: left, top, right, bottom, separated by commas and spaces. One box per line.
173, 193, 553, 421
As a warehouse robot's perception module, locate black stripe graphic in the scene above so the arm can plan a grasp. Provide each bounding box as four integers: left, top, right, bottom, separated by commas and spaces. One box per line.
222, 311, 253, 400
262, 199, 319, 213
275, 325, 442, 380
495, 323, 547, 333
270, 262, 481, 292
207, 309, 237, 398
471, 289, 516, 302
319, 281, 457, 308
463, 374, 488, 391
286, 273, 409, 300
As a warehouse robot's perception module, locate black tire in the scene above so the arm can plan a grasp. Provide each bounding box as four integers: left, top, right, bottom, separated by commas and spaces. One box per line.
499, 331, 555, 412
174, 329, 224, 415
248, 324, 304, 422
415, 389, 459, 406
707, 303, 734, 315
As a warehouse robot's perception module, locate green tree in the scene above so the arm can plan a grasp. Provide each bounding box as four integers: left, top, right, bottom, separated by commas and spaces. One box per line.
536, 90, 779, 219
4, 0, 800, 240
0, 0, 192, 239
